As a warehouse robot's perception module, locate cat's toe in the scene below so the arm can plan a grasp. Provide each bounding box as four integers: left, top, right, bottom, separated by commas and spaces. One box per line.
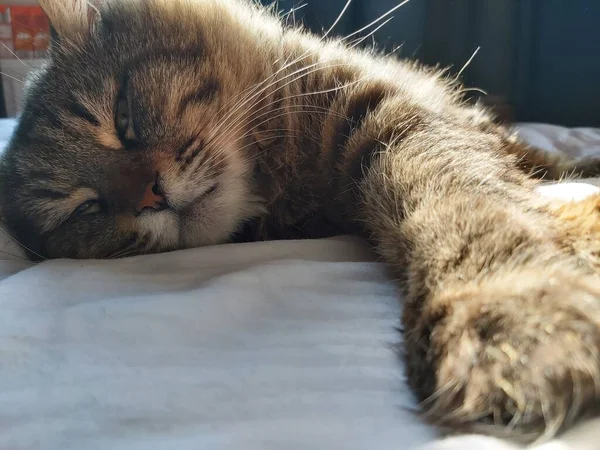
406, 269, 600, 441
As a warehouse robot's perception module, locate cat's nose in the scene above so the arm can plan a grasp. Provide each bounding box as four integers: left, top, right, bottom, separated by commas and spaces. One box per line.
136, 179, 168, 214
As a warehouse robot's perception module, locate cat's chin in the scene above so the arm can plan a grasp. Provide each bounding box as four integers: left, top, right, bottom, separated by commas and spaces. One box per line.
136, 209, 181, 253
177, 211, 236, 249
133, 198, 229, 254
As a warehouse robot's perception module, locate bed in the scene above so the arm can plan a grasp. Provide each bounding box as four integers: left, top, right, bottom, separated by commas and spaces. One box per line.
1, 119, 600, 450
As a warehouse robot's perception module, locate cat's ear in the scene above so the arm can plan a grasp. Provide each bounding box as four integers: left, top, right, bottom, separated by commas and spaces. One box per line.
38, 0, 98, 51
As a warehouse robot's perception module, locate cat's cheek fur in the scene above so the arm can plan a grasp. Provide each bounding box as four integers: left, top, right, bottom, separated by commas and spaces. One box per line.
178, 187, 264, 248
177, 153, 264, 248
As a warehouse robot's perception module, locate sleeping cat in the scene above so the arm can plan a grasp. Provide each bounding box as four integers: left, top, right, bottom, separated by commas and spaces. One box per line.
2, 0, 600, 441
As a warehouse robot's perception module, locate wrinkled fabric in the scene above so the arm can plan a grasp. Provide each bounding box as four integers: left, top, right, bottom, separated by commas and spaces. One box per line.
1, 119, 600, 449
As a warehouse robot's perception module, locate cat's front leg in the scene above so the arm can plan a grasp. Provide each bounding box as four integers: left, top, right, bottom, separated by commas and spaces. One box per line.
353, 124, 600, 440
404, 261, 600, 440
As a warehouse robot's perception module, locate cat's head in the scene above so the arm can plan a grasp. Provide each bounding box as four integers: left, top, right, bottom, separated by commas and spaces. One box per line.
0, 0, 281, 259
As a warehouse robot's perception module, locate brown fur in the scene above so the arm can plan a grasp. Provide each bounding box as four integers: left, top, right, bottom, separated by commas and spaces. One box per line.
1, 0, 600, 441
551, 194, 600, 271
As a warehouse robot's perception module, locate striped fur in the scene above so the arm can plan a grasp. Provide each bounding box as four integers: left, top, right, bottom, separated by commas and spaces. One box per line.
1, 0, 600, 441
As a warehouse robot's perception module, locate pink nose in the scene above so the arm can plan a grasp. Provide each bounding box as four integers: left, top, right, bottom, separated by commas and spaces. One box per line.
136, 181, 167, 213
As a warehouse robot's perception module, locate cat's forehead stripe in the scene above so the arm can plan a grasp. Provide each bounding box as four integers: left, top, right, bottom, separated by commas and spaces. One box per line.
31, 188, 70, 200
95, 127, 123, 150
66, 99, 101, 127
177, 78, 220, 116
74, 81, 122, 150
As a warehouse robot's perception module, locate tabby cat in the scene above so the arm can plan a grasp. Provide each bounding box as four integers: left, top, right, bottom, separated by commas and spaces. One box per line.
1, 0, 600, 441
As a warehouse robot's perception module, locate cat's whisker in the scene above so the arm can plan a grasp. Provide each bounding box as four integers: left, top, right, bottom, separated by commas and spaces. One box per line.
533, 380, 553, 440
340, 0, 412, 43
215, 39, 320, 124
106, 237, 142, 260
202, 133, 292, 174
457, 46, 481, 79
244, 61, 366, 120
0, 226, 46, 260
207, 71, 284, 142
267, 0, 351, 75
107, 249, 128, 260
227, 105, 352, 148
226, 81, 359, 134
203, 129, 306, 173
215, 0, 360, 134
240, 18, 359, 115
205, 73, 287, 143
347, 17, 395, 50
230, 123, 322, 150
208, 63, 361, 151
208, 39, 337, 142
208, 86, 358, 154
207, 59, 338, 142
210, 0, 358, 141
206, 105, 352, 164
86, 1, 100, 17
109, 248, 140, 259
207, 25, 319, 139
385, 44, 404, 57
248, 104, 352, 130
236, 128, 328, 159
0, 249, 35, 263
152, 0, 402, 169
207, 101, 352, 160
0, 42, 32, 69
459, 87, 488, 96
109, 250, 137, 260
107, 248, 130, 259
322, 0, 353, 40
0, 71, 25, 84
204, 131, 304, 171
275, 0, 395, 73
232, 134, 297, 155
281, 3, 307, 25
206, 120, 332, 172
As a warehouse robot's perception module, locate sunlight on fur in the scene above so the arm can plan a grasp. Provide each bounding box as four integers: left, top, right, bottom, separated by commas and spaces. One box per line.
0, 0, 599, 444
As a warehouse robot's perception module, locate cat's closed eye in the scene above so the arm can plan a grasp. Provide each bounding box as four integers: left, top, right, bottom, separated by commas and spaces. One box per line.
0, 0, 276, 258
73, 200, 102, 217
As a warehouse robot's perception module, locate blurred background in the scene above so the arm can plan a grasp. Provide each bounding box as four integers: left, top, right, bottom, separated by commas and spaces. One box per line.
0, 0, 598, 126
267, 0, 600, 127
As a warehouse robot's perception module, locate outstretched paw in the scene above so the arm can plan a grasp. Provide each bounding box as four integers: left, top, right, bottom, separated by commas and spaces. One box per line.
406, 269, 600, 442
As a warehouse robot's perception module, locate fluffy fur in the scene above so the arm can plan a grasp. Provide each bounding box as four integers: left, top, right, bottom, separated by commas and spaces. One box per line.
1, 0, 600, 441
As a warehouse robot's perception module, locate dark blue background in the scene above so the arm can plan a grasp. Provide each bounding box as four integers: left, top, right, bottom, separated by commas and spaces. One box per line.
266, 0, 600, 127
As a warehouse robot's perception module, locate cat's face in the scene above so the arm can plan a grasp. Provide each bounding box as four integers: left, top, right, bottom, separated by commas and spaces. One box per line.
0, 0, 278, 259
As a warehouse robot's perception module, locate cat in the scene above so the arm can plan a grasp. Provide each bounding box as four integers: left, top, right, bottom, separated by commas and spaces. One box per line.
1, 0, 600, 441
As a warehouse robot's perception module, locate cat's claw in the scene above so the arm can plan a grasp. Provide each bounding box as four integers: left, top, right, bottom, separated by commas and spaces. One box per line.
408, 268, 600, 442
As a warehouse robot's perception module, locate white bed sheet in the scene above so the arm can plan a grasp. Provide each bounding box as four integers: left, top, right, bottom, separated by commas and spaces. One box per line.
1, 120, 600, 450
